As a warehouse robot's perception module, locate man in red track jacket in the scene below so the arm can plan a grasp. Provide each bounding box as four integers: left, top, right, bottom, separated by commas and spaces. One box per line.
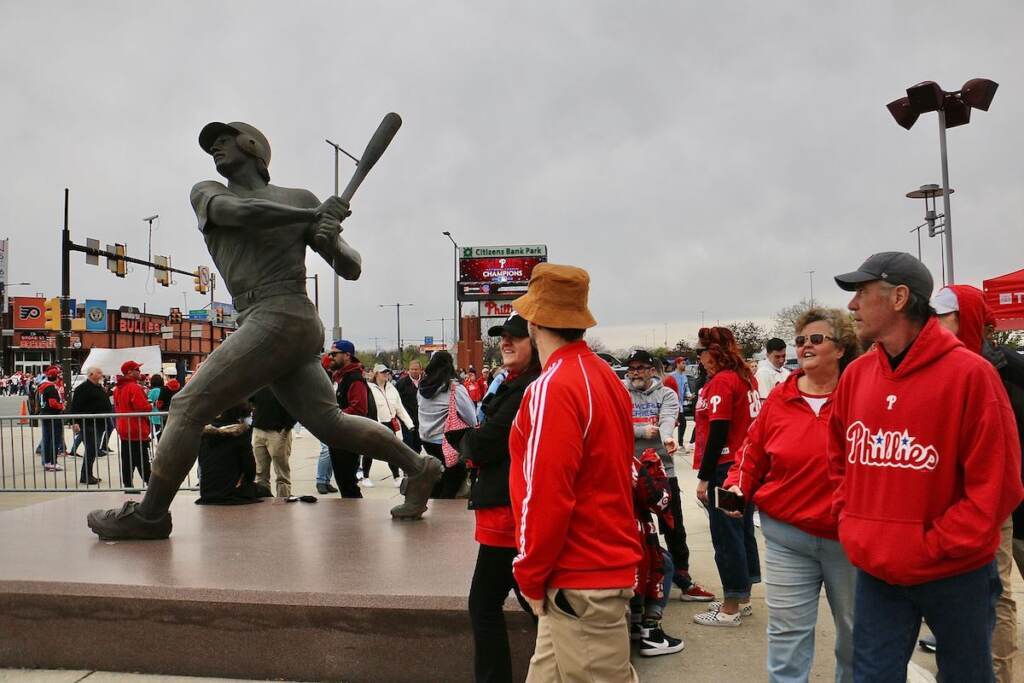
113, 360, 153, 489
830, 252, 1023, 682
509, 263, 642, 683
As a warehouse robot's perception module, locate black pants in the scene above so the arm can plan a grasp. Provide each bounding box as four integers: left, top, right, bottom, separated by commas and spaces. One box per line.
363, 423, 401, 479
329, 448, 362, 498
659, 476, 691, 577
78, 422, 103, 483
423, 441, 465, 498
121, 440, 151, 488
469, 544, 530, 683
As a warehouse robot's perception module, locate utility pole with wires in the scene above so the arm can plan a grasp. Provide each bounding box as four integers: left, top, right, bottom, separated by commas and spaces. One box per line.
379, 303, 413, 368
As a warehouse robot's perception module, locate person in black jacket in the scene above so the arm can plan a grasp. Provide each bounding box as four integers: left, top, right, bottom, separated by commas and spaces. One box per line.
395, 359, 423, 455
195, 403, 259, 505
68, 366, 111, 485
447, 314, 539, 683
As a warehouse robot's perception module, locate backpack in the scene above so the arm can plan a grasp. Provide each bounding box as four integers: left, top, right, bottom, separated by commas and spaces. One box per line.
337, 371, 378, 422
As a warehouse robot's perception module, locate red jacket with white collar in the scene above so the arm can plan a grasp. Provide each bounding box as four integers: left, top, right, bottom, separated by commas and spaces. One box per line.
725, 371, 838, 539
828, 317, 1023, 585
509, 340, 642, 601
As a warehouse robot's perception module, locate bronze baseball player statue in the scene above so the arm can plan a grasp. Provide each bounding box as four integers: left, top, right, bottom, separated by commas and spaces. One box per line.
87, 121, 442, 540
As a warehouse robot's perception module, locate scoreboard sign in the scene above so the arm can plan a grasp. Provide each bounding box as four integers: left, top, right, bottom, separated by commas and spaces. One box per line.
458, 245, 547, 301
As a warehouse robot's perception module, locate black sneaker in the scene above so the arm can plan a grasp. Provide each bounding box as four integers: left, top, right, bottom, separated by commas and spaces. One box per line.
87, 501, 172, 541
638, 622, 685, 657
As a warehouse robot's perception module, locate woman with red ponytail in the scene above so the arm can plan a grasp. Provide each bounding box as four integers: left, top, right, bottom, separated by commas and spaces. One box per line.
691, 326, 763, 627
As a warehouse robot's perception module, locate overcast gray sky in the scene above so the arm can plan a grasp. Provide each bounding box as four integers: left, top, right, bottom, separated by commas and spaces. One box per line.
2, 1, 1022, 352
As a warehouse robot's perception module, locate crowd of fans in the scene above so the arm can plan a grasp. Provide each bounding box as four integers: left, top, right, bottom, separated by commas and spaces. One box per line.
12, 249, 1024, 681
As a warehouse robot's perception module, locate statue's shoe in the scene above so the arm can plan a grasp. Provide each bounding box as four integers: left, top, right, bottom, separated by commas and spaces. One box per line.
87, 501, 172, 540
390, 456, 443, 520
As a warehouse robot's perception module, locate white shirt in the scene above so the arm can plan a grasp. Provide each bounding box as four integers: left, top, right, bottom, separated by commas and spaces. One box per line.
755, 360, 790, 399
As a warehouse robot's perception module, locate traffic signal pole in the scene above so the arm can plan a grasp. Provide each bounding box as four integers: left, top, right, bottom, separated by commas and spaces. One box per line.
59, 188, 212, 377
59, 189, 71, 383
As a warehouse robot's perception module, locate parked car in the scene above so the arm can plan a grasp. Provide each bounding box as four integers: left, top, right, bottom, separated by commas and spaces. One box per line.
595, 352, 627, 379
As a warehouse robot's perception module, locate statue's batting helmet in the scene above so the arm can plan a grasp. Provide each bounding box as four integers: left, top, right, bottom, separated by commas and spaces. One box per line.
199, 122, 271, 166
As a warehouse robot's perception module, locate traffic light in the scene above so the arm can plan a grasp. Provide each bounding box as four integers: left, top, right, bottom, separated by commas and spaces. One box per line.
43, 297, 61, 331
113, 244, 127, 278
194, 266, 209, 294
154, 255, 170, 287
71, 318, 86, 332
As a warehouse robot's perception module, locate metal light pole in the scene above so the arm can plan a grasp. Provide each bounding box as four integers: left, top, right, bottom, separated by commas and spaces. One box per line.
325, 138, 359, 341
905, 184, 954, 284
806, 270, 815, 307
380, 303, 413, 367
887, 78, 998, 286
142, 214, 158, 264
426, 317, 451, 348
937, 111, 955, 283
442, 231, 459, 350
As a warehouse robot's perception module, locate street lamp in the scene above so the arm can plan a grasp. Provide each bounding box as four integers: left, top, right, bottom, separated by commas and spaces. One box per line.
442, 231, 459, 351
906, 184, 955, 280
886, 77, 998, 284
325, 138, 359, 341
379, 303, 413, 368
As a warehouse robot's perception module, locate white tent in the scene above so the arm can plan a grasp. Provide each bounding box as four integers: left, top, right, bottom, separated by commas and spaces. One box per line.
79, 346, 162, 378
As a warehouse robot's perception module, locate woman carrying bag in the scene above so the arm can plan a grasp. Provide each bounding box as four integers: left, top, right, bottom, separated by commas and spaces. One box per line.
365, 364, 415, 488
418, 351, 477, 498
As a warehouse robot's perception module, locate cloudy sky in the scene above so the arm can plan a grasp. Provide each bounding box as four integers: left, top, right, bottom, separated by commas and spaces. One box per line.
2, 2, 1022, 352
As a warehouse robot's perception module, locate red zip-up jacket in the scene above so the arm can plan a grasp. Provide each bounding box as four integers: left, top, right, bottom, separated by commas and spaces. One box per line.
509, 340, 642, 601
113, 376, 152, 441
725, 371, 838, 539
828, 317, 1023, 585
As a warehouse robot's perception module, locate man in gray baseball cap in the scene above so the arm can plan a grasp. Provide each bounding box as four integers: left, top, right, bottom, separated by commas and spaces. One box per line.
827, 250, 1023, 680
834, 251, 935, 302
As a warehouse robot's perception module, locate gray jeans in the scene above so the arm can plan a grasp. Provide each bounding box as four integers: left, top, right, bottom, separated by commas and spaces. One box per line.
143, 294, 425, 512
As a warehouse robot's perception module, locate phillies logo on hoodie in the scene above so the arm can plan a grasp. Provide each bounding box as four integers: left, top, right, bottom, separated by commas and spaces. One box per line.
845, 421, 939, 471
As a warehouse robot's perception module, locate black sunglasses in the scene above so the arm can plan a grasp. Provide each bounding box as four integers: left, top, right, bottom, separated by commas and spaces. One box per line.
794, 334, 837, 347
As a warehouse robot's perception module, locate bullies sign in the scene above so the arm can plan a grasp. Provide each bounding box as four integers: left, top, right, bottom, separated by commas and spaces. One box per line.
12, 297, 45, 330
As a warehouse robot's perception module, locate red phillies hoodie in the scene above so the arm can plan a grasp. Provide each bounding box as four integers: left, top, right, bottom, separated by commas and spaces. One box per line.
828, 317, 1022, 585
509, 340, 642, 601
725, 371, 838, 539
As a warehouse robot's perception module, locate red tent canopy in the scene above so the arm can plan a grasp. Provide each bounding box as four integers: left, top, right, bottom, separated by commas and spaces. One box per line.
983, 268, 1024, 331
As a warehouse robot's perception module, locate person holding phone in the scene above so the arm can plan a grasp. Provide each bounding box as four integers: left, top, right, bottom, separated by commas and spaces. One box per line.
722, 308, 861, 681
691, 326, 762, 627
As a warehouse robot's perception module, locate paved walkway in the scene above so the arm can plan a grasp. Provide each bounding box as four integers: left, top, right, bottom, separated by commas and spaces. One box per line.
2, 423, 1016, 681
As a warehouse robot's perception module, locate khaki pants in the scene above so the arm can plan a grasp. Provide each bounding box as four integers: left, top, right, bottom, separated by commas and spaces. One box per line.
526, 588, 638, 683
252, 427, 293, 498
994, 516, 1016, 683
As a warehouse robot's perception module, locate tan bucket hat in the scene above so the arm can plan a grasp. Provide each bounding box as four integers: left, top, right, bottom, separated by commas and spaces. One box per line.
512, 263, 597, 329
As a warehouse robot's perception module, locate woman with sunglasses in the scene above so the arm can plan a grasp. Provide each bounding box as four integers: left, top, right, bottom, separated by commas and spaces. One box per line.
723, 308, 861, 681
691, 326, 763, 627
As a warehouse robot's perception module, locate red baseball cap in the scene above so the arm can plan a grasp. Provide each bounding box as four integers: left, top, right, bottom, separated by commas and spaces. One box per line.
121, 360, 142, 375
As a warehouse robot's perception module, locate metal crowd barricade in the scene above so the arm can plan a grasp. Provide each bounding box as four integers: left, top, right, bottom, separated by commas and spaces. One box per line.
0, 411, 199, 492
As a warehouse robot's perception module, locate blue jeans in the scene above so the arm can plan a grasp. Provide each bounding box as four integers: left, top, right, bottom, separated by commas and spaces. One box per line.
40, 419, 61, 466
854, 561, 1000, 682
315, 441, 332, 485
707, 462, 761, 599
761, 513, 855, 683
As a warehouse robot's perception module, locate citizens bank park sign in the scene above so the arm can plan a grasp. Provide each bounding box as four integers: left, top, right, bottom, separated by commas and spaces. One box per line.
458, 244, 547, 301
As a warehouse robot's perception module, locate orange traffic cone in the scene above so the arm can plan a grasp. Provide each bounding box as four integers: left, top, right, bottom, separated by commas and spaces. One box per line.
19, 401, 29, 425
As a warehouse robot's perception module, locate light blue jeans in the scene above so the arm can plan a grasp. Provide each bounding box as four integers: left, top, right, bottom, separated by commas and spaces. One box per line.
315, 441, 332, 485
760, 513, 855, 683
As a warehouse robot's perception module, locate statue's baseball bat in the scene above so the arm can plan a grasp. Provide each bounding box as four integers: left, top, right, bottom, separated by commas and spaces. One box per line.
340, 112, 402, 203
